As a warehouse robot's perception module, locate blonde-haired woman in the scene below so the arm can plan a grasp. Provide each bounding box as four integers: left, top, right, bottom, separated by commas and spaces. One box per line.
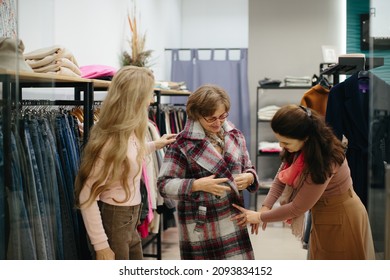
75, 66, 176, 260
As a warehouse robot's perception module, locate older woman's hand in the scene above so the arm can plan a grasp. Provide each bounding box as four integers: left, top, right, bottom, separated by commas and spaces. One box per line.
233, 173, 254, 191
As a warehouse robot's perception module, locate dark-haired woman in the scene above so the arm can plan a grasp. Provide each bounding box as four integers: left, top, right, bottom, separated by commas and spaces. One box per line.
232, 104, 375, 260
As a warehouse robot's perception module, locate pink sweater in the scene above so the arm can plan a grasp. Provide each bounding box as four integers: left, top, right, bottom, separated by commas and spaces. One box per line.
261, 159, 352, 223
79, 135, 156, 251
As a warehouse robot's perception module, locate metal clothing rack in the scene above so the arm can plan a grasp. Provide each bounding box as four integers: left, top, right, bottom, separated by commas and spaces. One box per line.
320, 56, 384, 85
153, 88, 190, 129
143, 88, 190, 260
0, 70, 109, 259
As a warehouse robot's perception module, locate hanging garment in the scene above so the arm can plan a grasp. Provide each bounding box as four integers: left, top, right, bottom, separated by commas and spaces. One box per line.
300, 83, 331, 117
325, 72, 369, 207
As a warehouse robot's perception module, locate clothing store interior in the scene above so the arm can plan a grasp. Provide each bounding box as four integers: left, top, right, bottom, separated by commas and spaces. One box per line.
1, 0, 390, 261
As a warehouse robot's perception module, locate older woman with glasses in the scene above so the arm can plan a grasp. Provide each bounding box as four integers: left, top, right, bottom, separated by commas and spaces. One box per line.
157, 84, 259, 260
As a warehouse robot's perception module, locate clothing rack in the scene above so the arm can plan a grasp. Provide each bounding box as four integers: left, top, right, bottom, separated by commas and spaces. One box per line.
153, 88, 190, 129
0, 70, 110, 259
320, 56, 384, 84
141, 88, 190, 260
0, 72, 189, 259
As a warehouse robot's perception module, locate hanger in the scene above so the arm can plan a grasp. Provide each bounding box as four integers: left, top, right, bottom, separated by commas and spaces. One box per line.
358, 70, 369, 79
318, 75, 331, 90
357, 64, 369, 93
357, 55, 369, 80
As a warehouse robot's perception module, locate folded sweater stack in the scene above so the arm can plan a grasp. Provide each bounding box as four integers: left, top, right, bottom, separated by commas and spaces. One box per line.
24, 45, 81, 77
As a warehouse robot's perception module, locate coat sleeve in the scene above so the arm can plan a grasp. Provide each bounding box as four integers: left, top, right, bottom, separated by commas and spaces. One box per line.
238, 131, 259, 193
157, 142, 200, 202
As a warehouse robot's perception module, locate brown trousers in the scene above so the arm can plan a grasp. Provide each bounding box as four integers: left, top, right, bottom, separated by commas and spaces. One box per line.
309, 188, 375, 260
100, 202, 143, 260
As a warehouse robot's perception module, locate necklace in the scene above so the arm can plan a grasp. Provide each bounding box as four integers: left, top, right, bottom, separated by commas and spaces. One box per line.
205, 129, 225, 151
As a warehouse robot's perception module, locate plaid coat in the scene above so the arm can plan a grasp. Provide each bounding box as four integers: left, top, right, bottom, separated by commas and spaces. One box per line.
157, 119, 259, 260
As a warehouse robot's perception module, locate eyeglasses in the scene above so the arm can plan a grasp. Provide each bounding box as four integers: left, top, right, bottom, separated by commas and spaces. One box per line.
202, 112, 229, 123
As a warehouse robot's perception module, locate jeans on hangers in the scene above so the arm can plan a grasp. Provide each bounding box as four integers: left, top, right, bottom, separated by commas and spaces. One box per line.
23, 120, 50, 259
6, 130, 36, 259
55, 115, 80, 259
40, 118, 64, 259
28, 118, 54, 259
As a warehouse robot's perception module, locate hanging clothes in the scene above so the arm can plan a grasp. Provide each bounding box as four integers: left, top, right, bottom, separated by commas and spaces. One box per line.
4, 108, 85, 259
300, 82, 331, 117
325, 72, 369, 208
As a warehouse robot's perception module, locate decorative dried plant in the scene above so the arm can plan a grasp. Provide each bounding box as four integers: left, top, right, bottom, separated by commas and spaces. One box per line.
121, 5, 153, 67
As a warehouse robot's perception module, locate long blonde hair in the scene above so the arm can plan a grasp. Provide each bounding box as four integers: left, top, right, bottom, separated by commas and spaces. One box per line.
74, 66, 155, 208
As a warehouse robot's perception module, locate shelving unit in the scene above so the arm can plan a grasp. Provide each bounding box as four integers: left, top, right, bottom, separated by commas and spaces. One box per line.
254, 86, 309, 209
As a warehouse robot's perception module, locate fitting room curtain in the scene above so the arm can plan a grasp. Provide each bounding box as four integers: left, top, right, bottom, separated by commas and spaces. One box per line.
170, 48, 251, 147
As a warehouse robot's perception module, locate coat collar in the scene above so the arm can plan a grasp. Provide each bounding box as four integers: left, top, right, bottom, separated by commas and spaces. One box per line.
180, 118, 239, 195
181, 118, 235, 140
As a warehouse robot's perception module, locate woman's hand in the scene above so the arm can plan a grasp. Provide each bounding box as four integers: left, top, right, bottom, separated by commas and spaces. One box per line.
233, 173, 254, 191
231, 203, 268, 234
192, 175, 231, 196
250, 206, 269, 234
154, 133, 177, 149
95, 247, 115, 260
231, 203, 262, 225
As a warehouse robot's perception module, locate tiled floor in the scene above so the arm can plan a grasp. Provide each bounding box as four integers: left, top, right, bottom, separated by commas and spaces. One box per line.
144, 194, 308, 260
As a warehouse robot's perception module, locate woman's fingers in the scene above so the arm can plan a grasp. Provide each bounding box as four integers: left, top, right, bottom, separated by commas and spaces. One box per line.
231, 213, 247, 226
232, 203, 246, 213
251, 224, 259, 235
231, 213, 246, 221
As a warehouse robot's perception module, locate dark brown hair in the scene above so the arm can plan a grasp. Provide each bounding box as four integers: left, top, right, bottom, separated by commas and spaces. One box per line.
186, 84, 231, 120
271, 104, 345, 184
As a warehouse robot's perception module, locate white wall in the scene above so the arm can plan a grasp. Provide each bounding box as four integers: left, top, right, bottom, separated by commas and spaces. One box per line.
18, 0, 247, 79
248, 0, 346, 157
17, 0, 346, 156
181, 0, 248, 48
18, 0, 182, 80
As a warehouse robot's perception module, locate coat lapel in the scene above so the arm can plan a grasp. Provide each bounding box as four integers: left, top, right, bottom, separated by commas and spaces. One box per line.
344, 73, 369, 141
181, 120, 239, 194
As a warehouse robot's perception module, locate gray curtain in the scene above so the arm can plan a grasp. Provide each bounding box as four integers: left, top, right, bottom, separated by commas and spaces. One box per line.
170, 48, 251, 146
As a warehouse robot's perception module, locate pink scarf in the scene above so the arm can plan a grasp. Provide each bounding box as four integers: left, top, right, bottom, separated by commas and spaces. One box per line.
278, 152, 306, 237
278, 152, 305, 187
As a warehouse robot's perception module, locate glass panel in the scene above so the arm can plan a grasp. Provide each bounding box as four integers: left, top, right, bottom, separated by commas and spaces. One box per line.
368, 0, 390, 260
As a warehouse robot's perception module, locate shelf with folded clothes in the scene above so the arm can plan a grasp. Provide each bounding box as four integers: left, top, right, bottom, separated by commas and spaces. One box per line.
258, 140, 282, 157
258, 151, 281, 156
254, 86, 305, 209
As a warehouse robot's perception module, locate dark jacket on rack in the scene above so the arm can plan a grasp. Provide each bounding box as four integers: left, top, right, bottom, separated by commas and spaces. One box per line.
325, 72, 369, 207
